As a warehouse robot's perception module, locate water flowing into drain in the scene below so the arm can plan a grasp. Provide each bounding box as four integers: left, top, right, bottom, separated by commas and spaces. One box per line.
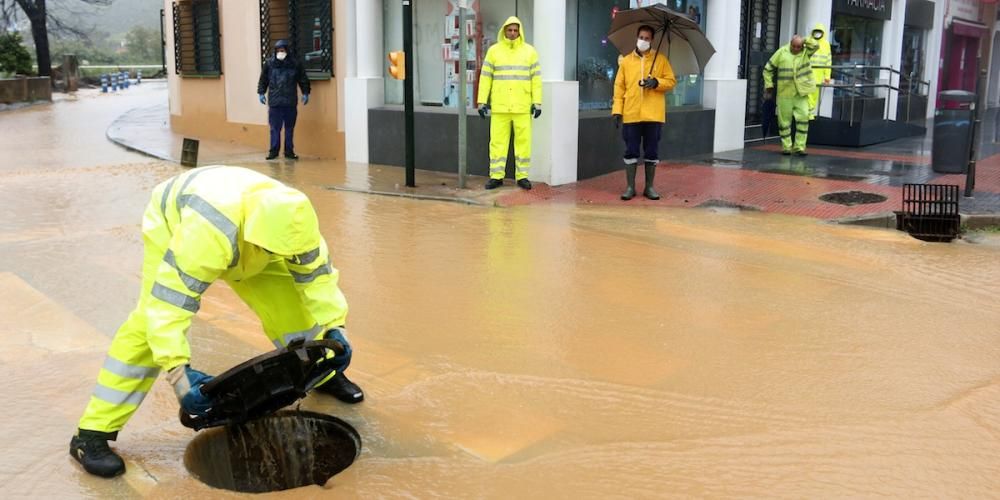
184, 411, 361, 492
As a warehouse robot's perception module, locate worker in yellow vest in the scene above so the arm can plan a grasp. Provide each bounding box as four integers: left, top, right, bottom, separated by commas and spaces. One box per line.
808, 23, 833, 120
477, 16, 542, 190
763, 35, 819, 156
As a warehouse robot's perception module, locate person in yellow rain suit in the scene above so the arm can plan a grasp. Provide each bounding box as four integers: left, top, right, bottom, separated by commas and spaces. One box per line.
477, 16, 542, 191
70, 166, 363, 478
808, 23, 833, 120
611, 24, 677, 201
763, 34, 818, 156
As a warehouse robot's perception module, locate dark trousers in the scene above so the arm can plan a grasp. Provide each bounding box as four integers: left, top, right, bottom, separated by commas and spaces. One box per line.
622, 122, 662, 164
268, 105, 297, 154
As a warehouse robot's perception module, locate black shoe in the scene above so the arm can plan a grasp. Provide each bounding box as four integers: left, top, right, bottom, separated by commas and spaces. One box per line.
314, 372, 364, 404
485, 178, 503, 190
266, 150, 279, 160
517, 179, 532, 190
781, 150, 791, 156
284, 152, 299, 160
794, 150, 808, 157
70, 430, 125, 478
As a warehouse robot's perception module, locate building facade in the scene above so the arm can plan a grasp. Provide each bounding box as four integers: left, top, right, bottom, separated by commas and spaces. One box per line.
167, 1, 998, 186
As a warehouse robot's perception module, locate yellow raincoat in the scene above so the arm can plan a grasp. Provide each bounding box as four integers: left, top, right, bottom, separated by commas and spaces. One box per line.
477, 16, 541, 180
611, 50, 676, 123
808, 23, 833, 118
79, 166, 348, 433
763, 39, 818, 153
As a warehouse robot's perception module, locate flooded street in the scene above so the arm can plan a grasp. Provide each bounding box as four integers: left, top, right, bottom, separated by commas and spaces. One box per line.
1, 88, 999, 498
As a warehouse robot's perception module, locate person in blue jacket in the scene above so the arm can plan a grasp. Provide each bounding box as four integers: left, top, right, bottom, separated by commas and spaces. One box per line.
258, 39, 310, 160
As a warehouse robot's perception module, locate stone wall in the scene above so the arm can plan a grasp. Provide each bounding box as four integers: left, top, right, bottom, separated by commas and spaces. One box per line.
0, 77, 52, 104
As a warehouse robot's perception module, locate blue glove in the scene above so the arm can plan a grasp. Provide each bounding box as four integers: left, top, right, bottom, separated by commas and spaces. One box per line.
301, 94, 310, 105
167, 365, 214, 417
324, 328, 352, 373
258, 94, 266, 105
531, 104, 541, 119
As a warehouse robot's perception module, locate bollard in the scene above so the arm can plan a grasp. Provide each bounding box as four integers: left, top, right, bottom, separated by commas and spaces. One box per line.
123, 71, 130, 89
111, 73, 118, 91
136, 69, 142, 84
100, 74, 108, 93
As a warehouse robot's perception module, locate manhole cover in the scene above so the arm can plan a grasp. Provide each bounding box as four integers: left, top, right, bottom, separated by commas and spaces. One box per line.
185, 410, 361, 493
819, 191, 887, 206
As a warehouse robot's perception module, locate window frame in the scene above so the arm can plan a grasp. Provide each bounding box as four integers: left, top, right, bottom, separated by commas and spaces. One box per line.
260, 0, 334, 80
172, 0, 222, 78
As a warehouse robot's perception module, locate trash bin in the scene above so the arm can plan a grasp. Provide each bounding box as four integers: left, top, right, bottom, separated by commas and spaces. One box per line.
932, 90, 976, 174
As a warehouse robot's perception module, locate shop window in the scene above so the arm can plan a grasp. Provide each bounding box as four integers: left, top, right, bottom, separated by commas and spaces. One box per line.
172, 0, 221, 77
260, 0, 333, 79
578, 0, 706, 111
382, 0, 533, 108
830, 13, 883, 94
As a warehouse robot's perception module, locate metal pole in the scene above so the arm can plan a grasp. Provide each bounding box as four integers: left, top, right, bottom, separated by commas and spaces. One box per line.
457, 1, 467, 189
965, 63, 987, 198
403, 0, 416, 187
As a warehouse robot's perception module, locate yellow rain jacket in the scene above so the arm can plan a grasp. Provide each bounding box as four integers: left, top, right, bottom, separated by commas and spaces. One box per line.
477, 16, 542, 114
810, 23, 833, 84
763, 38, 818, 98
144, 166, 347, 370
612, 50, 677, 123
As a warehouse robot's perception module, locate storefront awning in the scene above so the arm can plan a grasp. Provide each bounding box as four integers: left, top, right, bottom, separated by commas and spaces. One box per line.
950, 18, 988, 38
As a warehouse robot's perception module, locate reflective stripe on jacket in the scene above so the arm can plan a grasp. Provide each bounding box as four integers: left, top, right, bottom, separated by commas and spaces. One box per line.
477, 16, 542, 114
763, 39, 818, 98
611, 50, 677, 124
810, 23, 832, 83
145, 166, 346, 370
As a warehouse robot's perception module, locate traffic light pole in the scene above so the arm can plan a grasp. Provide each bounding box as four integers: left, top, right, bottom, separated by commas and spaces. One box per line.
403, 0, 416, 187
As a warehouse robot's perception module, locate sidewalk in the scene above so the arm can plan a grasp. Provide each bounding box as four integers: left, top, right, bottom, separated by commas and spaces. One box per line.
108, 105, 1000, 225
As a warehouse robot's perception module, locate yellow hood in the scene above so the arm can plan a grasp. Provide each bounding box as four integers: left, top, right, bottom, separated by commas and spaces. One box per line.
497, 16, 525, 48
243, 186, 320, 256
811, 23, 827, 40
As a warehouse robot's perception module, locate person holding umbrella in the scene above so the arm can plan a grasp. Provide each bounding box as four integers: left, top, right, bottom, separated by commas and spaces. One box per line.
611, 25, 676, 201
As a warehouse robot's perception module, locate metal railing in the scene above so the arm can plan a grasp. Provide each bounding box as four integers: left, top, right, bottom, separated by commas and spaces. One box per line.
812, 64, 929, 125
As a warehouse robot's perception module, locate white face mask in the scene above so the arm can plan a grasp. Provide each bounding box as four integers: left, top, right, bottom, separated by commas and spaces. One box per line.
637, 38, 651, 52
276, 51, 287, 61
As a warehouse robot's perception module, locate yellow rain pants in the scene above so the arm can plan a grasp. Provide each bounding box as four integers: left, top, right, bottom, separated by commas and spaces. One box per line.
489, 112, 532, 180
777, 96, 811, 153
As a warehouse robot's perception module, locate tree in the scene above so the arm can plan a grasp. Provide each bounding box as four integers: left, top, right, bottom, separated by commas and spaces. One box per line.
0, 31, 33, 75
123, 25, 158, 64
0, 0, 112, 76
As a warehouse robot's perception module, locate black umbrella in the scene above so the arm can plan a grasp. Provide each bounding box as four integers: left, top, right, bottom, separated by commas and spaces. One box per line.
607, 4, 716, 76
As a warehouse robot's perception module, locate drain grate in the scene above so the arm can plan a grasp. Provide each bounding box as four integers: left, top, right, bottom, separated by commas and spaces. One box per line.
819, 191, 888, 206
895, 183, 960, 242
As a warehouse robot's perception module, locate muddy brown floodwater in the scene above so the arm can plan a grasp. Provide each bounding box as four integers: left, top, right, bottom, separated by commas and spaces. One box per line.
0, 89, 998, 498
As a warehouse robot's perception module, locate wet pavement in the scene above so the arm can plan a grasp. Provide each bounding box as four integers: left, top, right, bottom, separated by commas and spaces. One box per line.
1, 85, 999, 498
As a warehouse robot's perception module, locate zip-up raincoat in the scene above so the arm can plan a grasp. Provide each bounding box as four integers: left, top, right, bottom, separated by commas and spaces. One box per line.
763, 38, 818, 97
611, 50, 677, 123
477, 16, 542, 113
78, 166, 348, 433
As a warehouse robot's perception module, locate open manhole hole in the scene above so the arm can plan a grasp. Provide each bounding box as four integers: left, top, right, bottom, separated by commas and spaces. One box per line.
184, 410, 361, 493
819, 190, 887, 206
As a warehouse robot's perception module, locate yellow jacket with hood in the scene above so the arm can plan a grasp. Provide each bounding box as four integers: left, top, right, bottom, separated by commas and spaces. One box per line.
144, 166, 347, 370
611, 48, 677, 124
477, 16, 542, 114
810, 23, 832, 83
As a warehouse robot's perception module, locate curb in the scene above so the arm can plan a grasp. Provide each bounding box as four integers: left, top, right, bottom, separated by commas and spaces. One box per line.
325, 185, 489, 206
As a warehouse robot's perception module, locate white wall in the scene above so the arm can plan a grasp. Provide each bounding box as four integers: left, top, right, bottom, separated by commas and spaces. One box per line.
222, 1, 267, 126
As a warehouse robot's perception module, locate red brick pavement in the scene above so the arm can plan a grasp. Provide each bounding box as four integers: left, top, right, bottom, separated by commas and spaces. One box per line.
497, 153, 1000, 220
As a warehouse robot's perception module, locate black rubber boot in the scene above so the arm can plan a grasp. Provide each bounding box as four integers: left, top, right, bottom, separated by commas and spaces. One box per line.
284, 151, 299, 160
643, 162, 661, 200
266, 150, 279, 160
485, 178, 503, 190
314, 371, 365, 404
70, 430, 125, 478
621, 163, 637, 200
517, 179, 532, 190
